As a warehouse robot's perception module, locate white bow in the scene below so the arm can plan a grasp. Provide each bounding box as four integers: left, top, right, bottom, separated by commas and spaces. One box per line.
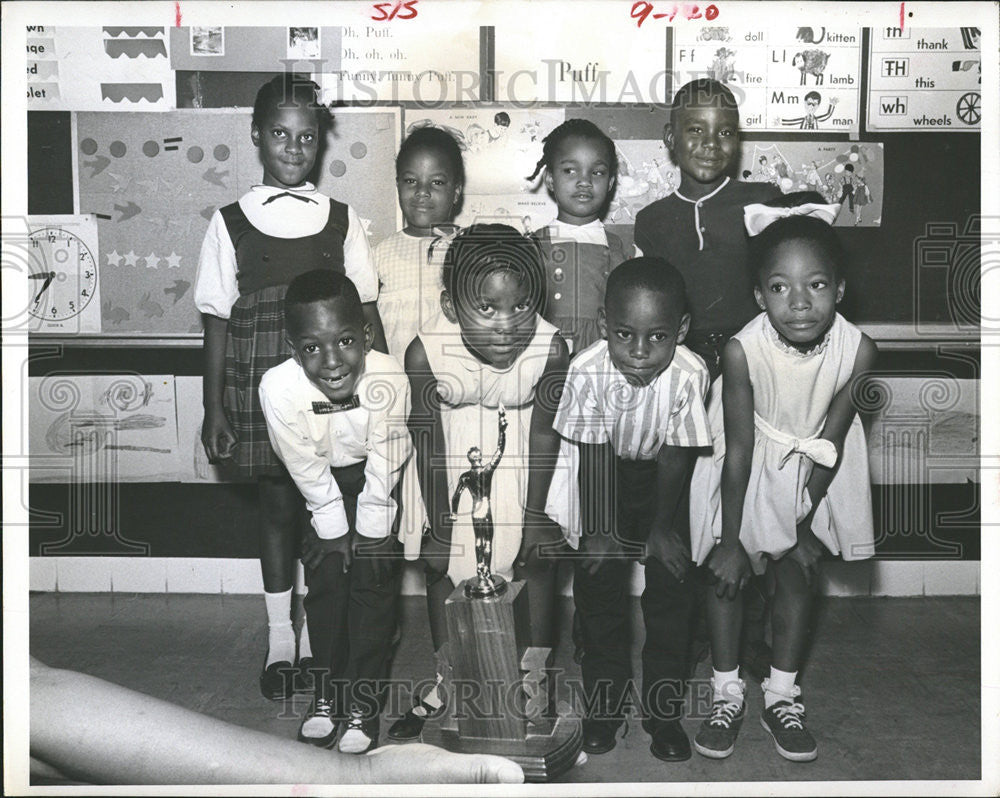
777, 437, 838, 470
743, 202, 841, 236
754, 412, 838, 469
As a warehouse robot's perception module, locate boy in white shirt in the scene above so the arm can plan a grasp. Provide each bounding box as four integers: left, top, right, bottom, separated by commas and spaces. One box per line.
260, 269, 411, 754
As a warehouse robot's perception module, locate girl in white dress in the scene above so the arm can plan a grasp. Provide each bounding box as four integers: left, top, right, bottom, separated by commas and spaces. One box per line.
388, 224, 577, 739
689, 193, 877, 763
374, 126, 463, 360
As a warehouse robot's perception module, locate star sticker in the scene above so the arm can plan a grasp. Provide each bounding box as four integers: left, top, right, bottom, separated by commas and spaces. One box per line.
123, 250, 139, 267
144, 252, 160, 269
165, 252, 182, 269
106, 249, 122, 266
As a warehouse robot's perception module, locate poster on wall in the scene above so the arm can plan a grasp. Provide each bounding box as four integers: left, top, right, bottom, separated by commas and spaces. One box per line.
28, 374, 180, 483
867, 27, 982, 131
494, 1, 671, 104
609, 140, 884, 227
27, 26, 175, 111
75, 107, 399, 334
406, 108, 564, 230
671, 25, 862, 132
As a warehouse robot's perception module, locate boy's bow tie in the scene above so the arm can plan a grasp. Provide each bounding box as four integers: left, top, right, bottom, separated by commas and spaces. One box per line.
261, 191, 318, 205
312, 397, 360, 414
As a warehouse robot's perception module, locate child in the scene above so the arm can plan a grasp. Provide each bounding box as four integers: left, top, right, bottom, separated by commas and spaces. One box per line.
194, 75, 386, 701
635, 78, 780, 683
553, 258, 712, 761
259, 269, 410, 753
388, 224, 577, 739
689, 193, 877, 762
375, 126, 464, 361
635, 79, 780, 379
527, 119, 629, 354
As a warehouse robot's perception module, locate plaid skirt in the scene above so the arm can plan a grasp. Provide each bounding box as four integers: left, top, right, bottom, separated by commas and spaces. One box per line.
224, 285, 294, 477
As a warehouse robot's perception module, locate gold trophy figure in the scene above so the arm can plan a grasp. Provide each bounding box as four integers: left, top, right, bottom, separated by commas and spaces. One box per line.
450, 405, 507, 598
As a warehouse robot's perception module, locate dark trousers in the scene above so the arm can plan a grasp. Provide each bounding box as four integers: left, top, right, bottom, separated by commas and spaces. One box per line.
304, 460, 400, 719
574, 458, 697, 729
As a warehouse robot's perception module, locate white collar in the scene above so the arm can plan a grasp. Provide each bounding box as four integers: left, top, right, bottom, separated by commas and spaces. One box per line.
674, 176, 730, 205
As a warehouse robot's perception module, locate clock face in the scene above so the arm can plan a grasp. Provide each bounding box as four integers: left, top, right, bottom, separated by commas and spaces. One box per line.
28, 227, 98, 321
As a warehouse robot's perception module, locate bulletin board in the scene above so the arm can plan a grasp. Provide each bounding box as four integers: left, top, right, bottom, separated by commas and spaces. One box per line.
71, 107, 399, 334
22, 14, 985, 337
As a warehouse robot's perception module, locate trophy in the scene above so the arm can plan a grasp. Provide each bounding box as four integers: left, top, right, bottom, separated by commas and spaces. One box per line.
449, 407, 508, 598
426, 406, 582, 781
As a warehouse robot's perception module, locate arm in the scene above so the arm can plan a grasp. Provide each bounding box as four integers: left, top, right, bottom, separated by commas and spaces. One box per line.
788, 334, 878, 581
30, 658, 523, 785
707, 339, 756, 599
517, 333, 571, 567
450, 474, 467, 518
362, 302, 389, 355
405, 337, 453, 574
200, 314, 236, 461
355, 370, 412, 581
344, 205, 387, 353
259, 383, 352, 570
577, 441, 627, 575
816, 98, 839, 123
643, 444, 694, 581
488, 411, 507, 471
195, 212, 239, 462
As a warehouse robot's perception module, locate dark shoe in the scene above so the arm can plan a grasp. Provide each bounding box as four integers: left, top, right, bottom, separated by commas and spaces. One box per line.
339, 705, 380, 754
694, 698, 746, 759
387, 698, 443, 741
297, 697, 339, 748
581, 719, 624, 755
259, 660, 294, 701
760, 696, 817, 762
648, 719, 692, 762
293, 657, 317, 694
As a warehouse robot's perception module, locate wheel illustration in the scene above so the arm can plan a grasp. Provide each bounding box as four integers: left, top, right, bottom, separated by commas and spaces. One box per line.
956, 92, 980, 125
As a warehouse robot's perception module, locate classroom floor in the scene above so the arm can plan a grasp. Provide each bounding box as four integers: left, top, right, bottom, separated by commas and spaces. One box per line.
29, 592, 980, 785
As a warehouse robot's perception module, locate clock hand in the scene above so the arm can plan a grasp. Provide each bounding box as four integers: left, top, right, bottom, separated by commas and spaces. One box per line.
34, 272, 56, 304
28, 272, 53, 279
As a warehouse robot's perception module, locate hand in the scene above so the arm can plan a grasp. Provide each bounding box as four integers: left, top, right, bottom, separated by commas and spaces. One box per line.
515, 514, 563, 570
577, 529, 624, 576
831, 96, 840, 105
642, 529, 690, 582
365, 743, 523, 784
354, 534, 397, 586
201, 407, 237, 462
301, 527, 353, 572
786, 521, 824, 587
705, 541, 752, 600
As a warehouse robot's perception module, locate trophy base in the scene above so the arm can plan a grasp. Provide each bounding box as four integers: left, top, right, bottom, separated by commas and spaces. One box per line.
463, 573, 508, 599
427, 708, 582, 783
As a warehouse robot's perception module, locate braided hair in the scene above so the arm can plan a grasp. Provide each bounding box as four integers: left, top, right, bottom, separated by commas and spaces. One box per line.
525, 118, 617, 182
441, 224, 546, 317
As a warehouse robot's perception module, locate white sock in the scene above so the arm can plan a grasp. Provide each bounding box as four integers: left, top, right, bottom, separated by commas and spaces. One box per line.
764, 667, 798, 708
297, 606, 312, 660
712, 667, 744, 704
414, 674, 444, 716
264, 589, 295, 667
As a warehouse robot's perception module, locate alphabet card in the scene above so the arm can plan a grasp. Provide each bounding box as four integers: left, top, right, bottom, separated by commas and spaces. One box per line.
867, 27, 982, 131
671, 25, 862, 133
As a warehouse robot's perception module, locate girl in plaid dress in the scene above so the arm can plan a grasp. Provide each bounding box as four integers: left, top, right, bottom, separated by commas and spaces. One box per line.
194, 75, 383, 700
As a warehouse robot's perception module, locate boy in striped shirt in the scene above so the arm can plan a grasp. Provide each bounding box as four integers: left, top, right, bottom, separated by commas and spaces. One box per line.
553, 257, 712, 762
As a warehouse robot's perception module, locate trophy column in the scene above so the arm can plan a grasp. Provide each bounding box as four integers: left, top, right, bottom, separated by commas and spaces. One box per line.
426, 581, 582, 782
